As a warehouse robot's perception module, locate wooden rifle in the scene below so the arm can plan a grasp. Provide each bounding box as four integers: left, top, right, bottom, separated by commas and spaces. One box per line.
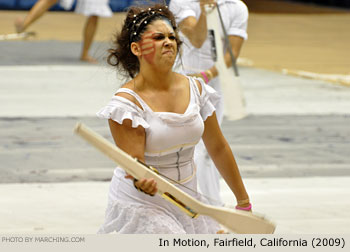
74, 123, 275, 233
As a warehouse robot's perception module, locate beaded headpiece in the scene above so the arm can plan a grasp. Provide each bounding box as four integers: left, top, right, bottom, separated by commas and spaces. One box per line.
127, 6, 175, 43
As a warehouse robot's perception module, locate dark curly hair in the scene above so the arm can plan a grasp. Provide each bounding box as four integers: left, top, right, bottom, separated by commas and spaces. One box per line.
107, 4, 182, 79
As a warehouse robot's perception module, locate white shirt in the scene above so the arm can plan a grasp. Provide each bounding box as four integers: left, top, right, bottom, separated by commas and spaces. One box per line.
170, 0, 248, 73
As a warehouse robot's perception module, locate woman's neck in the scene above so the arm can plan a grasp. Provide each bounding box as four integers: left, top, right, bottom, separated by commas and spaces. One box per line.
137, 66, 175, 91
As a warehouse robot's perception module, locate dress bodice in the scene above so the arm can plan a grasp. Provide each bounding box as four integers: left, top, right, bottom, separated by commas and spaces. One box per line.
97, 75, 220, 182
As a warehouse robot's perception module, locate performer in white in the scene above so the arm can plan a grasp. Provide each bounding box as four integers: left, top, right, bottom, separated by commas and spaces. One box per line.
169, 0, 249, 206
14, 0, 112, 63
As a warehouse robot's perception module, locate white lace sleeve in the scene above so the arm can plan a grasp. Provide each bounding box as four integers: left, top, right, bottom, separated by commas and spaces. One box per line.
196, 78, 221, 121
96, 96, 150, 129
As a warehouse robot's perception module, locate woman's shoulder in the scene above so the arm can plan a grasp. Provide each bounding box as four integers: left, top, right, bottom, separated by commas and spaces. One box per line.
175, 72, 203, 95
115, 80, 143, 110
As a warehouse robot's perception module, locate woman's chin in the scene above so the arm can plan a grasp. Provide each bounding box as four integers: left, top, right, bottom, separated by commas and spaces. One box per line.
157, 60, 176, 71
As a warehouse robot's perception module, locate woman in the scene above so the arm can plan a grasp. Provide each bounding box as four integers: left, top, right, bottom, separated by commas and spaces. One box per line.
97, 4, 251, 234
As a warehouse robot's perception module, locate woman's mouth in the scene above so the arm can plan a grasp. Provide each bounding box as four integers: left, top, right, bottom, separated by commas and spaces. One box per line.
162, 50, 173, 55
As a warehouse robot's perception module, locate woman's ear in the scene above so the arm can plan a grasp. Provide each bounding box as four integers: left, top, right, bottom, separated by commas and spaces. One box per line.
130, 42, 142, 57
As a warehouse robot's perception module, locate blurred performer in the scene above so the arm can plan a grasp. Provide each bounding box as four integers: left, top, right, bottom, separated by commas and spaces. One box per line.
169, 0, 248, 205
14, 0, 112, 63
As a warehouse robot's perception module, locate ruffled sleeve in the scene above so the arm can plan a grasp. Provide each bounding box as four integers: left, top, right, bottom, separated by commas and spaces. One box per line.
96, 96, 150, 129
192, 78, 221, 121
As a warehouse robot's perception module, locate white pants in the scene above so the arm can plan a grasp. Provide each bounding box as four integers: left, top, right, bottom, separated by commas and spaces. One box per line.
59, 0, 113, 17
195, 77, 224, 206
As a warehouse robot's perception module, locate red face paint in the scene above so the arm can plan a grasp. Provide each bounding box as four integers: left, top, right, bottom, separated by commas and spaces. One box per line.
140, 31, 156, 64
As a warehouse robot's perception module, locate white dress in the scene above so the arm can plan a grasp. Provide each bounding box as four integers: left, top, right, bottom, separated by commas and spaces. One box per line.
96, 76, 222, 234
60, 0, 113, 17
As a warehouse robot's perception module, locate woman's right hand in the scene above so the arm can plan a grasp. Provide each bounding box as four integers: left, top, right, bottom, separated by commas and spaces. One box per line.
125, 174, 158, 196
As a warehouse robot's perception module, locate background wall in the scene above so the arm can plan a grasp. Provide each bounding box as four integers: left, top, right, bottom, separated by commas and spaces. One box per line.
289, 0, 350, 8
0, 0, 170, 11
0, 0, 349, 11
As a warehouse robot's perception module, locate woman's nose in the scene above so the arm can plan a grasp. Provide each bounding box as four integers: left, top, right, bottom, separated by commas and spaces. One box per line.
164, 37, 173, 47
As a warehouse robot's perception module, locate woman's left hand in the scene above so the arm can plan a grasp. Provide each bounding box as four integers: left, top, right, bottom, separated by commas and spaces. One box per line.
235, 202, 252, 212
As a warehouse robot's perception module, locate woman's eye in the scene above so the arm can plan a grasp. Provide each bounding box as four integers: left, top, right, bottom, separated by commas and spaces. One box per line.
169, 36, 176, 40
154, 35, 165, 40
